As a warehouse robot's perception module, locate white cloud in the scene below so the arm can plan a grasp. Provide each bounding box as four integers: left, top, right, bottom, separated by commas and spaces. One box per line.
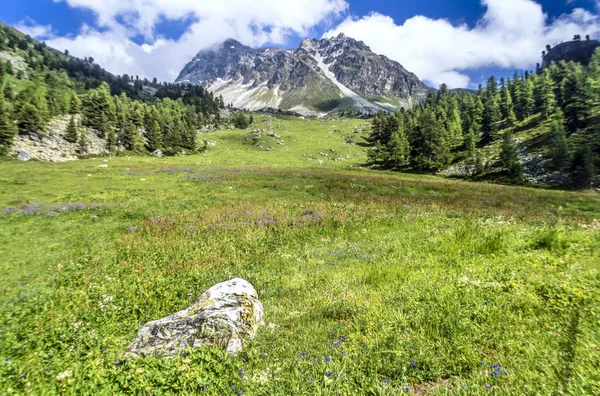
324, 0, 600, 88
21, 0, 348, 81
13, 18, 54, 41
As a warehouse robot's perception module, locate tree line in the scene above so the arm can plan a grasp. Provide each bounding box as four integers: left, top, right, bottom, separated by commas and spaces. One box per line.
368, 50, 600, 188
0, 23, 225, 156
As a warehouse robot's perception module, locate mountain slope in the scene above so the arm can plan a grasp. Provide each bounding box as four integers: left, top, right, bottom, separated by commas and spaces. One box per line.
176, 34, 431, 115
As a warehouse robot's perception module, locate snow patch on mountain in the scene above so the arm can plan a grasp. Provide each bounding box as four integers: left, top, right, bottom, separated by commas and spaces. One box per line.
209, 78, 283, 110
311, 53, 381, 112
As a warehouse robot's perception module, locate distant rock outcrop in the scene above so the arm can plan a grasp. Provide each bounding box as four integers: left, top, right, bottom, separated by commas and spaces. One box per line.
175, 34, 431, 115
10, 115, 107, 162
126, 278, 265, 357
543, 39, 600, 68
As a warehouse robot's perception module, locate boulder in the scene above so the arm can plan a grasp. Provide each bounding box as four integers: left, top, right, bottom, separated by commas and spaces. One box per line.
16, 149, 31, 162
152, 149, 163, 158
126, 278, 264, 357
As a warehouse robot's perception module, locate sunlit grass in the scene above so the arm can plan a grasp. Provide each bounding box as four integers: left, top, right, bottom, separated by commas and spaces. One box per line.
1, 116, 599, 394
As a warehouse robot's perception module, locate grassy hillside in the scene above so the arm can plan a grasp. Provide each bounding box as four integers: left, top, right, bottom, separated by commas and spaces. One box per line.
1, 117, 599, 394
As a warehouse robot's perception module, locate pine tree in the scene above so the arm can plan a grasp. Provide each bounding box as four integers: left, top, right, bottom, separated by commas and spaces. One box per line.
480, 76, 502, 142
69, 91, 80, 114
78, 123, 87, 154
65, 115, 78, 143
499, 129, 523, 183
562, 63, 589, 133
534, 69, 556, 119
0, 94, 17, 155
409, 108, 450, 172
570, 146, 596, 189
17, 103, 44, 134
385, 126, 410, 168
547, 113, 570, 170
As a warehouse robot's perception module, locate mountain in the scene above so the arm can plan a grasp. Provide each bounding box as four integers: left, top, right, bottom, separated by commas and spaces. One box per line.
175, 34, 431, 115
543, 39, 600, 68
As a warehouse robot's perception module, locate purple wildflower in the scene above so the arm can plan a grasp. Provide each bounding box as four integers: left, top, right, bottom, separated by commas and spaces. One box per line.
404, 386, 410, 392
326, 371, 332, 376
383, 380, 389, 385
486, 384, 491, 389
325, 356, 331, 362
411, 361, 416, 366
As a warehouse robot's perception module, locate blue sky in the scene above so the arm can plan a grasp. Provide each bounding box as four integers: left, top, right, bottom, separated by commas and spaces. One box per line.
1, 0, 600, 87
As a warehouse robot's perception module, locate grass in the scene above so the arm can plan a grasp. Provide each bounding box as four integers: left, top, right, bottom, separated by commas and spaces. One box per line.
1, 116, 600, 395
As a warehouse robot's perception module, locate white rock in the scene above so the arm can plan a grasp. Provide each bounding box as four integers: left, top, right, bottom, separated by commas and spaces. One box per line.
16, 149, 31, 162
126, 278, 265, 357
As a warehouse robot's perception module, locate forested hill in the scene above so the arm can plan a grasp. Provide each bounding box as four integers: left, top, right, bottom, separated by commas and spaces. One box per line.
367, 49, 600, 189
0, 22, 225, 157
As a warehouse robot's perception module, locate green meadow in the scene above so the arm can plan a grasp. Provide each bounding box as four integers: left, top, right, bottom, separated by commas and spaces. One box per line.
1, 116, 599, 395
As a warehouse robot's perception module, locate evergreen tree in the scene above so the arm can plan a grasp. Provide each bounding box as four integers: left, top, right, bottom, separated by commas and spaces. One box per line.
499, 129, 523, 183
16, 103, 44, 134
481, 76, 502, 142
81, 82, 115, 138
78, 123, 87, 154
409, 108, 450, 172
562, 63, 589, 133
534, 69, 556, 119
547, 113, 570, 170
0, 94, 17, 155
385, 126, 410, 168
69, 91, 80, 114
4, 60, 13, 75
570, 146, 596, 189
65, 115, 78, 143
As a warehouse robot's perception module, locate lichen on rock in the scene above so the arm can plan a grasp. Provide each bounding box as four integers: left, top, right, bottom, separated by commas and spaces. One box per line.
125, 278, 264, 357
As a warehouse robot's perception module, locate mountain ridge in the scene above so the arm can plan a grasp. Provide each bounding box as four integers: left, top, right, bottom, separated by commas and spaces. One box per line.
175, 34, 432, 115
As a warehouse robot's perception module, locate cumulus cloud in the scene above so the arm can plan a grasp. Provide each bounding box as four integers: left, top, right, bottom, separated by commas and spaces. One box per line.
324, 0, 600, 88
14, 18, 54, 41
23, 0, 348, 81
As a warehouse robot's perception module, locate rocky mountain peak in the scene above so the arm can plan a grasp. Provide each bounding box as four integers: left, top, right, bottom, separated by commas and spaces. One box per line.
176, 35, 431, 115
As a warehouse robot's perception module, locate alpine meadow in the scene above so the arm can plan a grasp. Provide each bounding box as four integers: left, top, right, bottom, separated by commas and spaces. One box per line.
1, 1, 600, 395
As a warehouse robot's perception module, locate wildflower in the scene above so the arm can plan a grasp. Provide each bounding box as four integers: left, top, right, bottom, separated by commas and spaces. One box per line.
20, 374, 25, 378
301, 351, 307, 358
382, 359, 386, 363
3, 359, 8, 363
238, 392, 242, 396
462, 385, 467, 390
411, 361, 416, 366
345, 378, 348, 381
239, 369, 244, 376
261, 354, 266, 358
270, 345, 274, 349
404, 386, 410, 391
325, 356, 331, 362
326, 371, 332, 376
231, 385, 235, 390
309, 377, 313, 381
203, 386, 207, 391
504, 371, 509, 376
383, 380, 389, 385
480, 362, 485, 366
486, 384, 491, 389
403, 326, 407, 331
492, 372, 499, 378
